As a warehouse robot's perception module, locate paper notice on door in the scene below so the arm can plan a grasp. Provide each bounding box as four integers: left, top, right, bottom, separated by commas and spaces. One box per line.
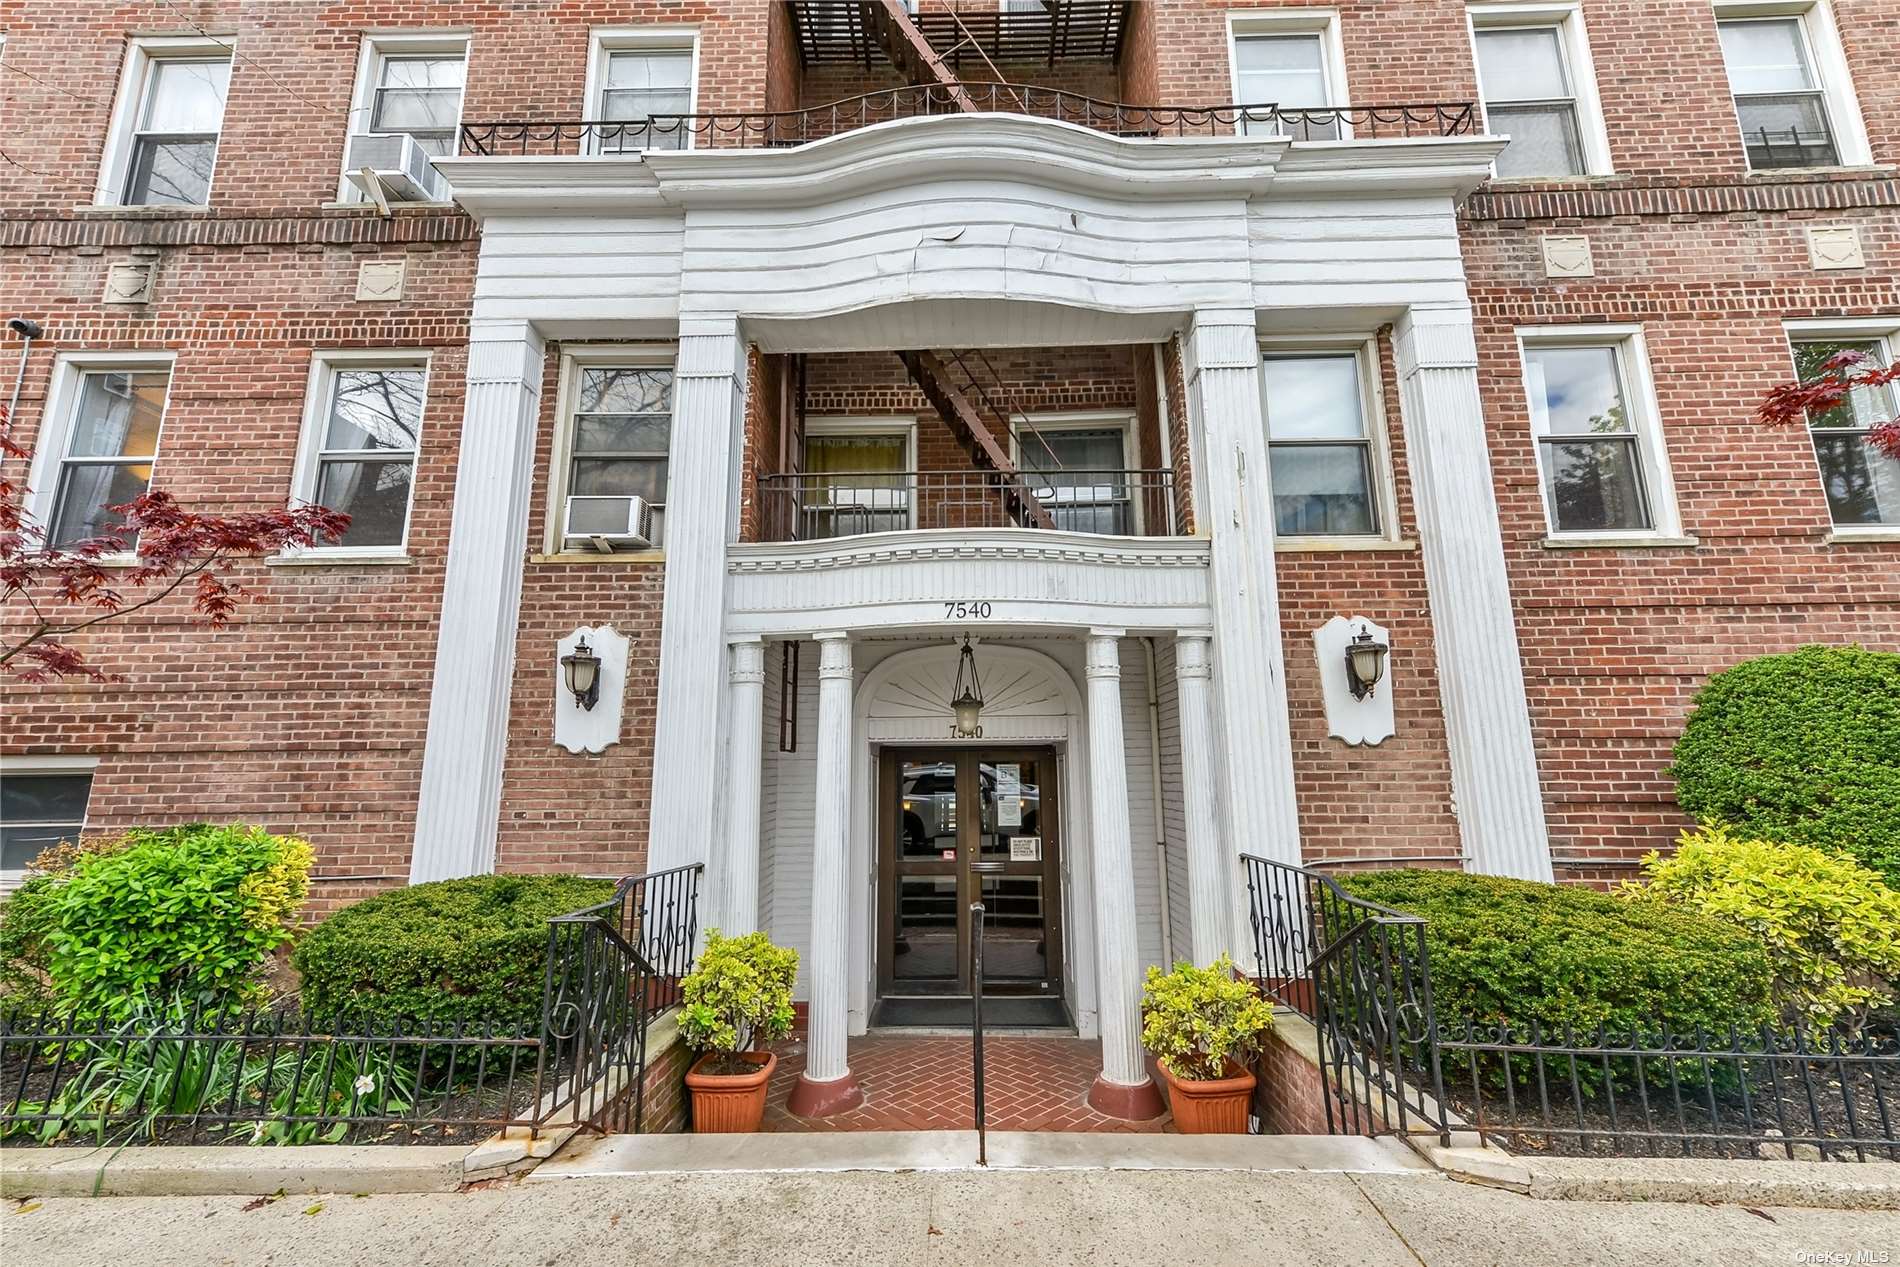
995, 763, 1022, 827
1009, 835, 1041, 862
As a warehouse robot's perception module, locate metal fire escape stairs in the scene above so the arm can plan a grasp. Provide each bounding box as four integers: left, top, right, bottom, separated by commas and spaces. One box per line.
898, 350, 1057, 531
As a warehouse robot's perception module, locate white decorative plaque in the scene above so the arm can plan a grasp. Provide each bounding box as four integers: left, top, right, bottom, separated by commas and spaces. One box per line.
1313, 615, 1394, 748
1806, 225, 1865, 271
1541, 235, 1594, 279
356, 258, 407, 301
553, 624, 629, 755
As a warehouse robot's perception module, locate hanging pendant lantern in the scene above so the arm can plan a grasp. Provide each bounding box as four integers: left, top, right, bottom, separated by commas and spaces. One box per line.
951, 633, 985, 738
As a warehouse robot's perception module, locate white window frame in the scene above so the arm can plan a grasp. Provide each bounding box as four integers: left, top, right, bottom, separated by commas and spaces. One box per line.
285, 350, 431, 560
1465, 2, 1615, 177
336, 31, 470, 204
1257, 337, 1402, 547
1712, 1, 1873, 170
1225, 9, 1351, 141
1515, 324, 1684, 543
545, 345, 678, 558
23, 351, 176, 560
803, 417, 920, 534
95, 35, 234, 208
1782, 315, 1900, 539
583, 26, 700, 155
1009, 410, 1145, 536
0, 755, 99, 890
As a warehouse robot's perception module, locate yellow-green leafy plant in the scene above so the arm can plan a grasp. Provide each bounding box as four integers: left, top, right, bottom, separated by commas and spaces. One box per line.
1140, 955, 1275, 1082
677, 930, 798, 1074
1625, 827, 1900, 1036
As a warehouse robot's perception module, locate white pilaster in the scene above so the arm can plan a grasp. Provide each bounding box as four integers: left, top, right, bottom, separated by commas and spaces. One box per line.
1393, 305, 1553, 882
805, 633, 855, 1086
1183, 309, 1301, 950
1173, 632, 1228, 967
721, 638, 766, 935
410, 320, 545, 882
647, 318, 748, 876
1084, 630, 1150, 1093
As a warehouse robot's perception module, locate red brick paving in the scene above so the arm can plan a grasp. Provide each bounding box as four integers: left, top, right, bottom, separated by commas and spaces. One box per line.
762, 1035, 1175, 1133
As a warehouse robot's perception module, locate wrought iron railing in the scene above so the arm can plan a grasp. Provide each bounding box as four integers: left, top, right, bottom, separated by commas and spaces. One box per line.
758, 468, 1177, 541
533, 862, 702, 1134
459, 85, 1478, 155
1241, 853, 1450, 1142
1, 863, 703, 1147
1437, 1019, 1900, 1162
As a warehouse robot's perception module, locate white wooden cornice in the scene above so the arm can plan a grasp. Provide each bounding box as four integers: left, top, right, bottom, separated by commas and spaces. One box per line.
726, 528, 1214, 575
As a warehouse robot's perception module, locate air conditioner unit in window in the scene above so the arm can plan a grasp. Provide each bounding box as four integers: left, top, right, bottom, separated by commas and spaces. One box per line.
345, 133, 449, 205
564, 495, 654, 553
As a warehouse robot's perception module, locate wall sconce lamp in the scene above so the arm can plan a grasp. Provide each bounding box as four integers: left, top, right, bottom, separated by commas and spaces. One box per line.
561, 636, 602, 711
1344, 625, 1389, 701
950, 633, 985, 738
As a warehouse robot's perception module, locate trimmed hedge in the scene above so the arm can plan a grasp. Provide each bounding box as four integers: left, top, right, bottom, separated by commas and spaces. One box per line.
292, 874, 614, 1028
1336, 870, 1776, 1036
1670, 645, 1900, 888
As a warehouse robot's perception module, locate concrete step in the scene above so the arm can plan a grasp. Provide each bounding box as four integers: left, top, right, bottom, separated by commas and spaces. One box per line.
532, 1130, 1433, 1179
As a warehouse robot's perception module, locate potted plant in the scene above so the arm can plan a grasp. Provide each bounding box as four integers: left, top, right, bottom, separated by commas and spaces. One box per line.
677, 929, 798, 1133
1141, 954, 1275, 1134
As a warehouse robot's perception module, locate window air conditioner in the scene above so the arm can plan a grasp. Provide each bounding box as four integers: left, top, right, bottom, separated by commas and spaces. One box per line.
345, 133, 449, 205
564, 495, 655, 552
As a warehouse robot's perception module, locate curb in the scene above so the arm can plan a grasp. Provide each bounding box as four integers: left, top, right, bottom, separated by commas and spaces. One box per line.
1422, 1143, 1900, 1211
1, 1144, 471, 1199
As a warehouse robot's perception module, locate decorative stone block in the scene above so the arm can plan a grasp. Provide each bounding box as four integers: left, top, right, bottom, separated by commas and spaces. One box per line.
1541, 235, 1594, 279
101, 260, 158, 305
1313, 615, 1394, 747
1806, 225, 1865, 271
553, 624, 628, 755
355, 258, 406, 301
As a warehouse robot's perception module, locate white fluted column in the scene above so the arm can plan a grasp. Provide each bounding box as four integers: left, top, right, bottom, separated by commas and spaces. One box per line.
1084, 631, 1163, 1119
647, 317, 748, 876
788, 632, 862, 1116
1183, 309, 1302, 956
721, 638, 766, 935
411, 319, 545, 882
1393, 305, 1552, 882
1174, 632, 1229, 967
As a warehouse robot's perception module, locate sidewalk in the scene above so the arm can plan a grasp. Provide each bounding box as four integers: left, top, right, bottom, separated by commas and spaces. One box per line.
10, 1164, 1896, 1267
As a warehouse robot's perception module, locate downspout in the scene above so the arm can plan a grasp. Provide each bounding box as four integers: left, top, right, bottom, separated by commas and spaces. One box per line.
1142, 636, 1172, 961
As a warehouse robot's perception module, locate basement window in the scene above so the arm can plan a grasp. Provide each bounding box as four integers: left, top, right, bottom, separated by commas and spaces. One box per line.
0, 761, 96, 889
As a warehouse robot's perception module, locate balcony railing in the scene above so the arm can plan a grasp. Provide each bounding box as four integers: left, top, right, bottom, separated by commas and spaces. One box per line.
459, 85, 1477, 156
757, 468, 1178, 542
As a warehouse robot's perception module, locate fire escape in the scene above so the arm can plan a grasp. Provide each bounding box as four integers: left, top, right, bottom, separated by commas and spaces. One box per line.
785, 3, 1133, 529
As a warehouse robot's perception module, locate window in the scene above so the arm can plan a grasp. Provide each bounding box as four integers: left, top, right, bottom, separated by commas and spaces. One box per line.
1517, 330, 1678, 538
1468, 4, 1612, 178
341, 35, 468, 202
1229, 14, 1346, 142
1018, 423, 1135, 535
1714, 5, 1869, 170
1790, 333, 1900, 527
291, 355, 427, 553
800, 425, 913, 538
1261, 353, 1381, 537
0, 761, 95, 885
562, 364, 674, 547
34, 362, 171, 551
99, 41, 232, 206
587, 31, 696, 154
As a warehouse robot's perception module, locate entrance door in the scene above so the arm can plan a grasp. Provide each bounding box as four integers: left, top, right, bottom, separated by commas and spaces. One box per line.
877, 748, 1064, 1014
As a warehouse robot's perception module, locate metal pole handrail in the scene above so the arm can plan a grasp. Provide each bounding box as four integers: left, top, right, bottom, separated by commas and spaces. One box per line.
971, 899, 987, 1166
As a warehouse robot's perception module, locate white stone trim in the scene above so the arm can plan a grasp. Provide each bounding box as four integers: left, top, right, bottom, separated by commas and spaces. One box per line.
805, 633, 855, 1084
721, 637, 766, 935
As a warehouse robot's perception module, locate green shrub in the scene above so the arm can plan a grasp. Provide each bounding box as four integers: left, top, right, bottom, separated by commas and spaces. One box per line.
677, 929, 798, 1072
1626, 827, 1900, 1036
1670, 645, 1900, 887
1140, 955, 1275, 1082
43, 825, 312, 1020
1336, 869, 1776, 1037
0, 874, 64, 1005
292, 874, 613, 1028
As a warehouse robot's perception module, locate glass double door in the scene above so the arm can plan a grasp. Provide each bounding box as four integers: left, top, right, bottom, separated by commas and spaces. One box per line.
877, 748, 1063, 1001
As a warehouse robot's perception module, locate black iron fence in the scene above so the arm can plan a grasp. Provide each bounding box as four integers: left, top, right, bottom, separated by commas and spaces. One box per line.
757, 468, 1178, 541
0, 863, 702, 1148
459, 84, 1477, 155
1240, 853, 1900, 1162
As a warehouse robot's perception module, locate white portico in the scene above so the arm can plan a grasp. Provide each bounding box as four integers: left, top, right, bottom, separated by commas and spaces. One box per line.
417, 112, 1550, 1115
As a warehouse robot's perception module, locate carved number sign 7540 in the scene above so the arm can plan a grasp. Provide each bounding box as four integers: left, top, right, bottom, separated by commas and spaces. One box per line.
943, 601, 994, 620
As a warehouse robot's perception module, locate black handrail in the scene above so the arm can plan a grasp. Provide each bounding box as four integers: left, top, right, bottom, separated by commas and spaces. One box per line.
971, 899, 988, 1166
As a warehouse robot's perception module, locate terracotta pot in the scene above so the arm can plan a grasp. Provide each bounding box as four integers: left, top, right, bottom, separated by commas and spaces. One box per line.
1161, 1060, 1256, 1134
686, 1050, 776, 1133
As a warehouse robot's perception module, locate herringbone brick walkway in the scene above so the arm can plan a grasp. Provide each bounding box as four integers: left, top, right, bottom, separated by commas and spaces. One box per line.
762, 1035, 1175, 1133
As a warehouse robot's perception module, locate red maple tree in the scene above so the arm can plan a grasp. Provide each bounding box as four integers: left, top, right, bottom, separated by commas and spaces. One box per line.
1, 401, 349, 682
1757, 347, 1900, 461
